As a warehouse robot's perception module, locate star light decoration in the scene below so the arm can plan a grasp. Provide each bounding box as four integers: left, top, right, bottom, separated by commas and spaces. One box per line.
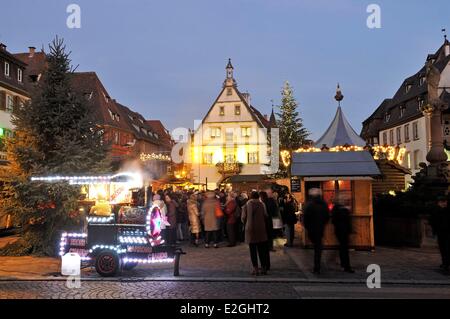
139, 153, 171, 162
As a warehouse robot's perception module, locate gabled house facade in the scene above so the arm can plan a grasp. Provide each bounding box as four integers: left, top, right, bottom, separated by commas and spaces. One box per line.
361, 39, 450, 180
12, 47, 173, 180
190, 60, 276, 190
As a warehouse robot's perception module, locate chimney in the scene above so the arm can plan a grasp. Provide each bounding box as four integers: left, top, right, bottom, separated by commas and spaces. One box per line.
0, 43, 6, 51
29, 46, 36, 58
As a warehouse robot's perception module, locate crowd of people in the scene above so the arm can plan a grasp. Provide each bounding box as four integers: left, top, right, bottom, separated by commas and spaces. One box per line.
150, 187, 450, 276
151, 187, 299, 275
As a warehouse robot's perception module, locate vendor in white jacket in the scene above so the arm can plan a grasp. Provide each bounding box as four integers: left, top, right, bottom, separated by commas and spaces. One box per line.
152, 194, 171, 241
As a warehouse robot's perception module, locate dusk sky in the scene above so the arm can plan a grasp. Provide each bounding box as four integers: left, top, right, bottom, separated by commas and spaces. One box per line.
1, 0, 449, 140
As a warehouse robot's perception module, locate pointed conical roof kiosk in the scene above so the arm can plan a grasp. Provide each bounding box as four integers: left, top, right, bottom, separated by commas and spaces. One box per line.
291, 85, 380, 250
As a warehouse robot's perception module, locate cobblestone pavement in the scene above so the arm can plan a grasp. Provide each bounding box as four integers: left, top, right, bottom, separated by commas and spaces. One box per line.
286, 245, 450, 282
1, 281, 450, 299
1, 237, 450, 283
0, 281, 299, 299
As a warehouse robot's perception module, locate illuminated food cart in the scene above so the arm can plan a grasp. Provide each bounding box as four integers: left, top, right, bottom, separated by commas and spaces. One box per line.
31, 173, 185, 277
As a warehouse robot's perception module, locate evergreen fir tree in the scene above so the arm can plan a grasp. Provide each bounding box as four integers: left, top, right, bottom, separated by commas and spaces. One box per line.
0, 37, 110, 256
276, 81, 309, 151
275, 81, 309, 176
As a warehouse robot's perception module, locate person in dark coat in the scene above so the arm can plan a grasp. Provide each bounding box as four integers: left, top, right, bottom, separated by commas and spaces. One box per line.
282, 193, 298, 247
224, 192, 238, 247
303, 188, 330, 274
242, 191, 269, 275
261, 190, 278, 252
430, 196, 450, 271
164, 194, 178, 245
331, 194, 355, 273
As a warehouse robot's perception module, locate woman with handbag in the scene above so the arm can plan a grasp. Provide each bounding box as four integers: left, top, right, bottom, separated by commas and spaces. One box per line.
201, 192, 222, 248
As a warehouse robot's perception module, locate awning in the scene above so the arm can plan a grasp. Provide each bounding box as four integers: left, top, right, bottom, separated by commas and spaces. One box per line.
292, 151, 381, 177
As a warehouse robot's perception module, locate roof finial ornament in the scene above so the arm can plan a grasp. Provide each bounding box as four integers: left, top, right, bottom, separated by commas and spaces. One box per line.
335, 83, 344, 107
442, 28, 447, 42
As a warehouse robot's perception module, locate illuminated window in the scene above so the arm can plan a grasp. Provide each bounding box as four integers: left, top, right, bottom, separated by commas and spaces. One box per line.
225, 131, 233, 143
219, 106, 225, 116
248, 152, 258, 164
203, 153, 213, 164
396, 127, 402, 144
413, 150, 421, 169
405, 152, 411, 169
241, 127, 252, 137
210, 127, 221, 138
322, 180, 353, 211
225, 153, 235, 163
6, 95, 14, 112
404, 124, 410, 142
413, 122, 419, 140
235, 105, 241, 115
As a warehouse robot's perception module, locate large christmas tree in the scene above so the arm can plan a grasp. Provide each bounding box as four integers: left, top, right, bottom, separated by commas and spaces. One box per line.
277, 81, 309, 149
0, 37, 110, 256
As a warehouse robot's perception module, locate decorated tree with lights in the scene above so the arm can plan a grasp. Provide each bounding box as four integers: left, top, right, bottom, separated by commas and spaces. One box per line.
0, 37, 109, 256
276, 81, 309, 175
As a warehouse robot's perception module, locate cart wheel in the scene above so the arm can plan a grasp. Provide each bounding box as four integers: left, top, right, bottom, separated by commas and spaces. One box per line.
95, 251, 120, 277
122, 262, 138, 271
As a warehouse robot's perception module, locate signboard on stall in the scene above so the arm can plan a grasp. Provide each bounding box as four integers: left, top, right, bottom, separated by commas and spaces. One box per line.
290, 176, 301, 193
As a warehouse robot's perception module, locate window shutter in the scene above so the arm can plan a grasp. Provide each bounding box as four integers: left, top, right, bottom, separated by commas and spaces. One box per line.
0, 91, 5, 111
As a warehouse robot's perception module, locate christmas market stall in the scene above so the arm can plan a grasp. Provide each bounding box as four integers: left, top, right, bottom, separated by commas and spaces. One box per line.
290, 86, 381, 250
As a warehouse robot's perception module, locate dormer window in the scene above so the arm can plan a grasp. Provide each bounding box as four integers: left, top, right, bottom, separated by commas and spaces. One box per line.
4, 62, 10, 77
419, 76, 426, 86
108, 109, 114, 120
103, 92, 110, 103
405, 84, 412, 93
219, 106, 225, 116
226, 88, 232, 96
418, 97, 425, 110
18, 68, 23, 82
399, 106, 406, 118
384, 112, 391, 123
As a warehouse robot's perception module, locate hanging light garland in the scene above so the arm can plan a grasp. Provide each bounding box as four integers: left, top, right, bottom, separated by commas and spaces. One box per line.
140, 153, 171, 162
372, 145, 406, 165
294, 145, 365, 153
280, 150, 291, 167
